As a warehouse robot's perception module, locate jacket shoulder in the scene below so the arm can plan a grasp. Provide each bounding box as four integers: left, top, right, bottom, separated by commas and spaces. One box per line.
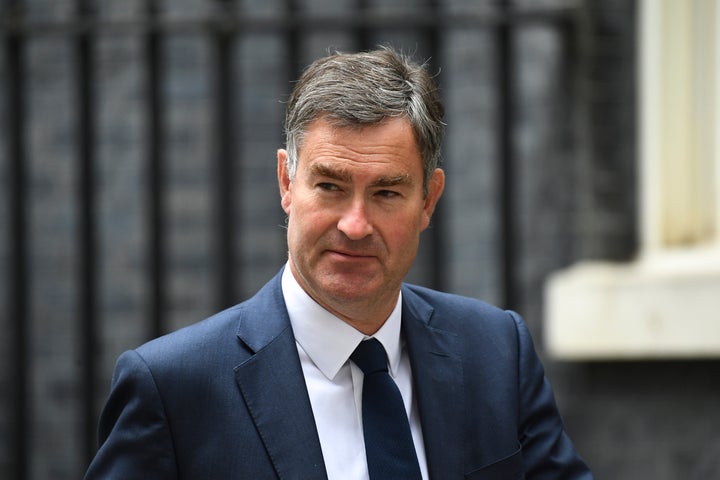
134, 270, 287, 368
402, 283, 516, 331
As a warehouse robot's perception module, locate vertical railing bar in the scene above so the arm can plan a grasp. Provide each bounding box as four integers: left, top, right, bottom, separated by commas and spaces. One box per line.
76, 0, 99, 464
287, 0, 300, 76
427, 0, 445, 292
6, 2, 29, 477
215, 0, 237, 310
355, 0, 370, 51
147, 0, 166, 339
497, 0, 516, 310
560, 15, 581, 265
281, 1, 300, 268
283, 0, 300, 220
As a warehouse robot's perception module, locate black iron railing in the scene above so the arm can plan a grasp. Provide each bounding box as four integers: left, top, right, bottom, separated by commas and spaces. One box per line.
1, 2, 577, 477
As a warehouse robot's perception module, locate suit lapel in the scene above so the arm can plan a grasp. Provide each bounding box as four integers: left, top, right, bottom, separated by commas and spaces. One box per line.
402, 286, 465, 480
233, 274, 468, 479
233, 273, 328, 480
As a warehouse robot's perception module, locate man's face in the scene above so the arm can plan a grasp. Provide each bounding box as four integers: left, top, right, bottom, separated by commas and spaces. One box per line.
278, 117, 444, 331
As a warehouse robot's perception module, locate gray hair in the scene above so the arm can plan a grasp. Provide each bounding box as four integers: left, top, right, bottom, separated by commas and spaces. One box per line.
283, 47, 444, 194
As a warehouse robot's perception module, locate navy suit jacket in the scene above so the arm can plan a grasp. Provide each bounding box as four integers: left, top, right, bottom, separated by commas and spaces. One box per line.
85, 270, 592, 479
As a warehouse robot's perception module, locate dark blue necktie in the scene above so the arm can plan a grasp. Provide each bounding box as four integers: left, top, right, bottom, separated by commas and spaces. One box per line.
351, 338, 422, 479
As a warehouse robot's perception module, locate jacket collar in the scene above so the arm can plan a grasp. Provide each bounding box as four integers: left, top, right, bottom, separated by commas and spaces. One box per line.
402, 285, 465, 480
234, 270, 328, 480
232, 272, 465, 480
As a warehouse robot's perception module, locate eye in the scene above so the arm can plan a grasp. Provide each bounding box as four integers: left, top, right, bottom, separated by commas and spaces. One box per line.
376, 190, 400, 199
317, 182, 341, 192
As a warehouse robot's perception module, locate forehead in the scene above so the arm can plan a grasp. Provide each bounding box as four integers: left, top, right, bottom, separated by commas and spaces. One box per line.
297, 117, 422, 173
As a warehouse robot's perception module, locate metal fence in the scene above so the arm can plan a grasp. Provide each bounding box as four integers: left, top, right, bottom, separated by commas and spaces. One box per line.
1, 1, 578, 478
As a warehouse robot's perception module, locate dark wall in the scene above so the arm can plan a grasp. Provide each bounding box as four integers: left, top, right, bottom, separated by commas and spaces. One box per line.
1, 0, 718, 479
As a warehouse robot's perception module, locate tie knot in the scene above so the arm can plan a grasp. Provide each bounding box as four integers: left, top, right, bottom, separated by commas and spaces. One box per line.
351, 338, 388, 375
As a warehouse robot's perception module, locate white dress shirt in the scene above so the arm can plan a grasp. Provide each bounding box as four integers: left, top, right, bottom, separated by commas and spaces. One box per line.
281, 265, 429, 480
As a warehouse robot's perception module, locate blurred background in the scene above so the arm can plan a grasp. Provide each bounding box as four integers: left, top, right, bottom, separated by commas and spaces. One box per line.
1, 0, 719, 478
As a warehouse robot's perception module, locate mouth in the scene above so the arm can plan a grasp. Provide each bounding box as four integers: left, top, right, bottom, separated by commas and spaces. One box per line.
327, 249, 376, 260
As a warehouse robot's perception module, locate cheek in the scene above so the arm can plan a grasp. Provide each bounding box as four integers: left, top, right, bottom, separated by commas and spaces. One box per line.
381, 215, 423, 251
288, 201, 332, 238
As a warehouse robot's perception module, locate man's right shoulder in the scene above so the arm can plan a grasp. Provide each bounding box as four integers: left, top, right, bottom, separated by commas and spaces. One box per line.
132, 302, 248, 366
128, 269, 288, 369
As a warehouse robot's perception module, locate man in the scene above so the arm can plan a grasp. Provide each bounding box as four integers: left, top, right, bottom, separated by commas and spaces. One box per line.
85, 48, 592, 479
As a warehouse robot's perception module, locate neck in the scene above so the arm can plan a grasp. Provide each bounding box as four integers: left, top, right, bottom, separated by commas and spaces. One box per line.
313, 290, 399, 336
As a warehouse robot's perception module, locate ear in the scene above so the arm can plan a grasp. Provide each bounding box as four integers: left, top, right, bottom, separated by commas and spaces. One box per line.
420, 168, 445, 230
277, 149, 292, 214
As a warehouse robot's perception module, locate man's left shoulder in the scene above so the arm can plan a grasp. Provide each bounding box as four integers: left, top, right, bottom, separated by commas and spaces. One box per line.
401, 283, 519, 333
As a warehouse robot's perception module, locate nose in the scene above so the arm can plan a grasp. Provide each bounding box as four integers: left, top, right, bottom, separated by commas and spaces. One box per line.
337, 199, 373, 240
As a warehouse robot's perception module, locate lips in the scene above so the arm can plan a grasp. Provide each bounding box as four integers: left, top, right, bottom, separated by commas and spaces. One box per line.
329, 250, 375, 258
327, 249, 377, 260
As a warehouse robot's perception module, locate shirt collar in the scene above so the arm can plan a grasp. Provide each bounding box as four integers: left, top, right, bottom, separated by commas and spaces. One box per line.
281, 263, 404, 380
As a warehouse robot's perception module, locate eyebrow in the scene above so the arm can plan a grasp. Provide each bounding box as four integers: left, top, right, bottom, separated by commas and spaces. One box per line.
370, 174, 413, 188
310, 163, 352, 183
309, 163, 415, 188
